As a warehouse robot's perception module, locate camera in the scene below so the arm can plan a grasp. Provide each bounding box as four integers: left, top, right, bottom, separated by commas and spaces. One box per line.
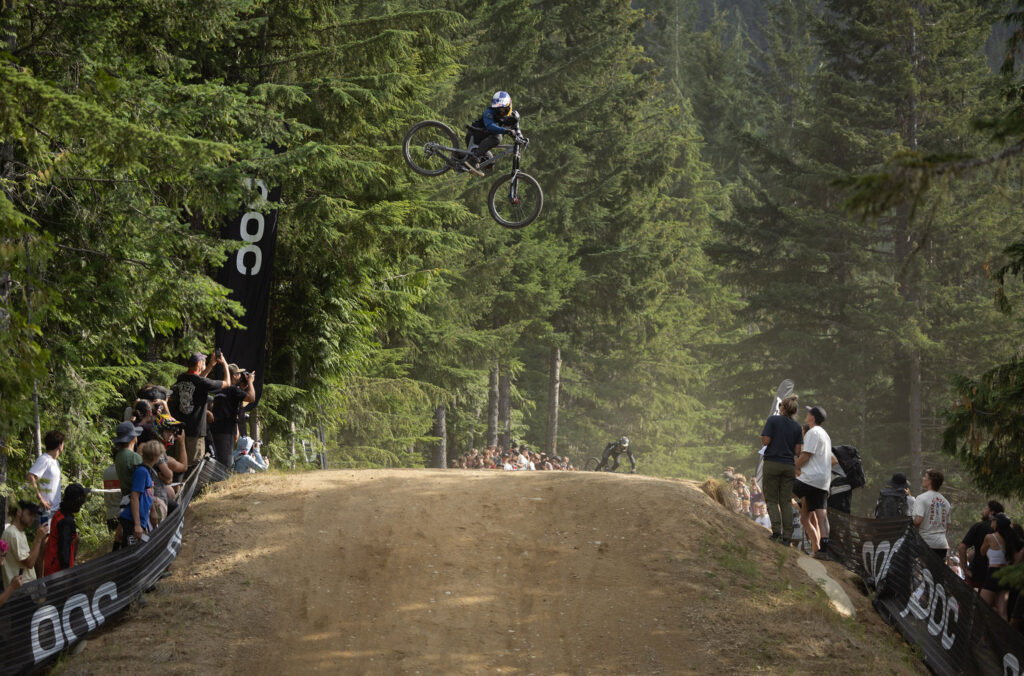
215, 347, 223, 359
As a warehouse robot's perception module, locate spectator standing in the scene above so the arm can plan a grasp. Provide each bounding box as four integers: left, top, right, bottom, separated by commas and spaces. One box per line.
793, 405, 833, 558
1, 500, 48, 587
156, 414, 188, 504
119, 441, 161, 545
981, 513, 1020, 618
43, 483, 89, 576
913, 468, 952, 560
112, 420, 143, 550
138, 440, 171, 526
958, 500, 1003, 591
27, 430, 65, 522
0, 540, 23, 607
210, 364, 256, 466
760, 395, 803, 544
170, 351, 230, 467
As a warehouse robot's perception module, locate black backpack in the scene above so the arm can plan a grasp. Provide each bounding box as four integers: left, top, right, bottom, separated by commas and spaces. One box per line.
832, 445, 866, 488
874, 486, 909, 518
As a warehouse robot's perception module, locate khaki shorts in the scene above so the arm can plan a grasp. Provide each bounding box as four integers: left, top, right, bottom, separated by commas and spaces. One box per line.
185, 436, 206, 465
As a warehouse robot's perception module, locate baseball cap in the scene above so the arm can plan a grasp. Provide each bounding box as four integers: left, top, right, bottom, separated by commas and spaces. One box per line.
228, 363, 242, 376
62, 483, 91, 510
113, 420, 144, 444
805, 405, 827, 425
188, 351, 206, 365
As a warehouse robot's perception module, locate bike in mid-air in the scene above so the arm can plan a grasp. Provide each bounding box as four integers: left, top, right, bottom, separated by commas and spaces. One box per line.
402, 120, 544, 229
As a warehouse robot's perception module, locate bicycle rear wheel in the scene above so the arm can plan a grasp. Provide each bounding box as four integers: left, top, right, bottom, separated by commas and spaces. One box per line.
403, 120, 459, 176
488, 172, 543, 228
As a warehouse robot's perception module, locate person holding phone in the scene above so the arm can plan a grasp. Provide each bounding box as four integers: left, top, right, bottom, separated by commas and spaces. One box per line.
0, 540, 23, 607
169, 350, 230, 467
1, 500, 48, 587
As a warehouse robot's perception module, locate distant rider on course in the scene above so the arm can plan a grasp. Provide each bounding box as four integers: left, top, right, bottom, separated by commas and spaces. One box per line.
462, 90, 522, 175
594, 436, 636, 473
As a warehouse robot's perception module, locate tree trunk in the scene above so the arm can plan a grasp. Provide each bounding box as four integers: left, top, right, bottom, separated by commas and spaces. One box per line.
432, 403, 447, 469
487, 362, 499, 448
498, 372, 511, 450
909, 352, 923, 484
32, 381, 41, 457
547, 347, 561, 455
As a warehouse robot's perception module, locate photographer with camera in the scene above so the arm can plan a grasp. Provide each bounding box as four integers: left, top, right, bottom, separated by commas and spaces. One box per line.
169, 350, 231, 467
210, 363, 256, 466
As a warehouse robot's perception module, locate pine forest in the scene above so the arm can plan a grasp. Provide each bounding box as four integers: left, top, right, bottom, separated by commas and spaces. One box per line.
6, 0, 1024, 534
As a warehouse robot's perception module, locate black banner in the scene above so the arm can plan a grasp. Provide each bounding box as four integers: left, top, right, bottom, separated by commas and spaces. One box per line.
0, 458, 230, 675
215, 178, 280, 406
829, 509, 1024, 675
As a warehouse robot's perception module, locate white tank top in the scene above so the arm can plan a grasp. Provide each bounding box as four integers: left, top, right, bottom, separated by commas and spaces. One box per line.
988, 537, 1007, 566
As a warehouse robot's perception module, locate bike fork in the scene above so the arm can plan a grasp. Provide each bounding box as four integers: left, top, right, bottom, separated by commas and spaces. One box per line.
508, 171, 520, 205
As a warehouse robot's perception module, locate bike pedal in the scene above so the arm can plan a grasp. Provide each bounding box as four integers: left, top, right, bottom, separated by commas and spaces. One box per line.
463, 161, 485, 177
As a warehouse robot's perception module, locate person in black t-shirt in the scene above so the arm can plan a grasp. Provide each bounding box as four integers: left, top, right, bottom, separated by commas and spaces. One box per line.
759, 395, 804, 544
170, 351, 230, 467
210, 364, 256, 466
958, 499, 1004, 590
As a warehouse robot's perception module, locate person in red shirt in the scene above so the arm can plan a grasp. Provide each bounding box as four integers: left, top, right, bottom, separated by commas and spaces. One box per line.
43, 483, 89, 576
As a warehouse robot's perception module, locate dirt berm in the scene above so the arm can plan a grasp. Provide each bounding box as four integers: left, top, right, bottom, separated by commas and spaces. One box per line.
60, 470, 926, 675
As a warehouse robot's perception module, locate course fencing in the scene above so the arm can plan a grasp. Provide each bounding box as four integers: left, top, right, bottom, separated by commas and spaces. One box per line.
828, 508, 1024, 675
0, 458, 231, 675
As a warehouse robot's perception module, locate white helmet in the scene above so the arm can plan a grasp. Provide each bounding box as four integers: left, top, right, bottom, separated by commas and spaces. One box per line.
491, 90, 511, 110
619, 436, 629, 447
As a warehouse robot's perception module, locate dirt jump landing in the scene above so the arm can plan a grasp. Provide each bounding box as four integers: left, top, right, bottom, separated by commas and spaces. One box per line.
62, 470, 924, 675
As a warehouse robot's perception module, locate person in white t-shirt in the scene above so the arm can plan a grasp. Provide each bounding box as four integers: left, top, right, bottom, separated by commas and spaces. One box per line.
753, 502, 772, 530
913, 468, 952, 559
793, 406, 836, 558
27, 430, 65, 523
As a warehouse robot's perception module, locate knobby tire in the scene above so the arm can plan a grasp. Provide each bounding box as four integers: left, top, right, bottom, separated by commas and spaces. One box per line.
488, 172, 543, 229
403, 120, 459, 176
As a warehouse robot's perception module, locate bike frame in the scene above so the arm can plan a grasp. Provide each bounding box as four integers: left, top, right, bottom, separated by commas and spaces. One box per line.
422, 134, 527, 204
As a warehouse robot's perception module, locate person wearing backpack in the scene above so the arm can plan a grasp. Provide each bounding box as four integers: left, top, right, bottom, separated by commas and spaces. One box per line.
874, 472, 915, 518
170, 351, 230, 467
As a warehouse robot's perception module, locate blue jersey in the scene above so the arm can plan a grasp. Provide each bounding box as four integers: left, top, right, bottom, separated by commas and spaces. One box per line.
482, 107, 510, 135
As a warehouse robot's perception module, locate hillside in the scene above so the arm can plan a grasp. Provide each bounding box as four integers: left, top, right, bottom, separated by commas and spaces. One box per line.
59, 470, 926, 675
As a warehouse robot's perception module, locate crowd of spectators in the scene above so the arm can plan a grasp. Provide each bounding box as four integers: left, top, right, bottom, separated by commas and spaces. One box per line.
449, 442, 575, 471
0, 349, 269, 609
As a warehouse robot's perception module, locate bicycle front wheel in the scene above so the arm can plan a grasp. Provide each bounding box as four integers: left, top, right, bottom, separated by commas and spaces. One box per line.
487, 172, 543, 228
403, 120, 459, 176
584, 457, 601, 472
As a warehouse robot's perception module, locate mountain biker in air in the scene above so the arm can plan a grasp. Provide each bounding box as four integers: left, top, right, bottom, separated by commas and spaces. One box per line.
461, 90, 523, 176
594, 436, 636, 473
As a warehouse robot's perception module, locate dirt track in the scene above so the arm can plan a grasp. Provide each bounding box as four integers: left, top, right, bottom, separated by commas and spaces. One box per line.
61, 470, 924, 675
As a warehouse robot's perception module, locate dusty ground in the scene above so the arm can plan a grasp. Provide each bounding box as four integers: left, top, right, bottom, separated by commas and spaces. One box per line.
58, 469, 926, 675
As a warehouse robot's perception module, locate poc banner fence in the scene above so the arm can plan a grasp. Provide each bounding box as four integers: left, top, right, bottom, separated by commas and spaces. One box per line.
0, 458, 231, 675
828, 509, 1024, 675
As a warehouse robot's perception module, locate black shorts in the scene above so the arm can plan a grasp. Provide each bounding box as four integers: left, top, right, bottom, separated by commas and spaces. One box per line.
792, 480, 829, 511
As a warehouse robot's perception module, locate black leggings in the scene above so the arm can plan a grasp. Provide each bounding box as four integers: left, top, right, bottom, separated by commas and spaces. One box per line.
471, 133, 502, 158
